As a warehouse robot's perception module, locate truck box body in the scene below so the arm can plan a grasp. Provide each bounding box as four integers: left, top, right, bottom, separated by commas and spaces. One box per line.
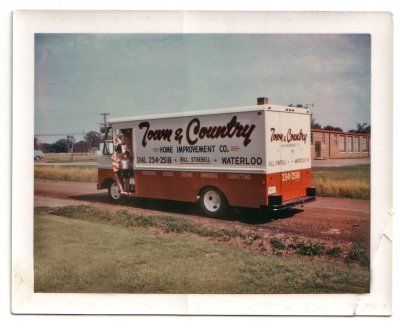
98, 103, 314, 209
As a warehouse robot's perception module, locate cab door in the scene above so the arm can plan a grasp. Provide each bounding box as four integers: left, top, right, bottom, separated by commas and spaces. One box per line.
98, 126, 114, 169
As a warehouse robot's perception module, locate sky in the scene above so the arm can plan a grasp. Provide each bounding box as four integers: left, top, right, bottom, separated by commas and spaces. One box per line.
35, 34, 370, 142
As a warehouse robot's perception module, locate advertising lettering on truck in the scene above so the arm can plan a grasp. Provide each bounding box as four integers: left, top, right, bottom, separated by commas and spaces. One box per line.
97, 98, 316, 217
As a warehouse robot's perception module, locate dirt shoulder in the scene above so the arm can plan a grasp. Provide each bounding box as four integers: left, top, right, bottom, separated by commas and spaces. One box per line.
35, 179, 370, 264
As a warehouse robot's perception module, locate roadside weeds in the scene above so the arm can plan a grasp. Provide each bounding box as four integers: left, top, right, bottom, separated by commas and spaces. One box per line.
36, 205, 369, 267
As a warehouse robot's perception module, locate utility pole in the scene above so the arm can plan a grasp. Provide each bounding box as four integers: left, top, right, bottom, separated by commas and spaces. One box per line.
83, 129, 86, 152
100, 113, 110, 124
99, 113, 110, 134
67, 135, 75, 162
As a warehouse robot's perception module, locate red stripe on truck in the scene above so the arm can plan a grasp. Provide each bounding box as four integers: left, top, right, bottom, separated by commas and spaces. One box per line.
98, 167, 312, 208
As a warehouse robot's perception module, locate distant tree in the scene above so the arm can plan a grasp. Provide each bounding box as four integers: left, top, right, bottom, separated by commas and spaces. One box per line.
355, 122, 371, 134
322, 125, 343, 132
349, 122, 370, 134
74, 140, 88, 152
52, 139, 69, 153
362, 125, 371, 134
41, 143, 53, 153
84, 131, 102, 149
356, 122, 367, 132
34, 137, 39, 150
310, 114, 322, 129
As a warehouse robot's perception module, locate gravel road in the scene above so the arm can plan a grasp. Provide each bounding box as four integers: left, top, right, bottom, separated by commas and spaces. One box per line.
35, 179, 370, 246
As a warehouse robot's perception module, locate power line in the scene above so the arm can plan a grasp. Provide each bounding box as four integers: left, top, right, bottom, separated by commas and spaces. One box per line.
35, 133, 85, 137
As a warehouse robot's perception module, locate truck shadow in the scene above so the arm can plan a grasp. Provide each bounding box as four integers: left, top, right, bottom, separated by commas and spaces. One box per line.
228, 207, 303, 224
70, 193, 303, 224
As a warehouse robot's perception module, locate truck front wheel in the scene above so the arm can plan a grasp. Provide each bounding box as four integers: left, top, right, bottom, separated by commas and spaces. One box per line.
199, 187, 228, 217
108, 181, 122, 202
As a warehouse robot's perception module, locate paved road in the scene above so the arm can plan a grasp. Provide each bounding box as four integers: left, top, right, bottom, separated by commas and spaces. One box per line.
35, 179, 370, 246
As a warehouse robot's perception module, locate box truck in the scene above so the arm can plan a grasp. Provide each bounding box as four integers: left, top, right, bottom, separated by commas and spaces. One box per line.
97, 98, 316, 217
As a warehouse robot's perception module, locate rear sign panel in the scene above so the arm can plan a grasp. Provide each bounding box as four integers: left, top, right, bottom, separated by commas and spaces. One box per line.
266, 111, 311, 174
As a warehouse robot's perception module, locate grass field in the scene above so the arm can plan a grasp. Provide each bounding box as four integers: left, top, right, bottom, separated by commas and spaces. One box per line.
34, 164, 370, 199
312, 165, 370, 199
47, 204, 370, 266
35, 209, 370, 294
40, 152, 97, 163
34, 165, 97, 183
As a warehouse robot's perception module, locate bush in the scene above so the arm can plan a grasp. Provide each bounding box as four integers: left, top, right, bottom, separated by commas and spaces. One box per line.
163, 217, 195, 233
135, 215, 158, 228
269, 237, 286, 250
113, 209, 135, 226
53, 205, 107, 220
345, 245, 369, 267
249, 232, 262, 240
289, 241, 325, 256
326, 247, 341, 258
218, 228, 246, 239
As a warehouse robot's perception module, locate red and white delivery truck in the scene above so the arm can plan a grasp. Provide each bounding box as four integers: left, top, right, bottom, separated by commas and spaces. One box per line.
97, 97, 316, 217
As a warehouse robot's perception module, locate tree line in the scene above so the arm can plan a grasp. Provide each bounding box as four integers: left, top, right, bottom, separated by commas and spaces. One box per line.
34, 131, 102, 153
34, 118, 371, 153
311, 115, 370, 134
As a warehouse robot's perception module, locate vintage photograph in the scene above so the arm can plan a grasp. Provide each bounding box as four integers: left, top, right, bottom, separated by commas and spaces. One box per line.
33, 33, 371, 294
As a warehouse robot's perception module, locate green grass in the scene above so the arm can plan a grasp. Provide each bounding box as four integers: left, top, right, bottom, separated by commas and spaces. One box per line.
46, 205, 368, 267
46, 205, 248, 241
312, 165, 370, 199
35, 211, 370, 294
34, 166, 97, 183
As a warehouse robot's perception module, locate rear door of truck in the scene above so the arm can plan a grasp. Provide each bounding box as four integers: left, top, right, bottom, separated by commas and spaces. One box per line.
265, 108, 312, 202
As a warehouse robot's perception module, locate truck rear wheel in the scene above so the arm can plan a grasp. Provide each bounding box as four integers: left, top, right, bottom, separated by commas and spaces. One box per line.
199, 187, 228, 217
108, 181, 122, 202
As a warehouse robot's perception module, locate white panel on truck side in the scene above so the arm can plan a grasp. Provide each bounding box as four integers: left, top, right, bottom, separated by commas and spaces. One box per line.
265, 110, 311, 174
132, 110, 267, 173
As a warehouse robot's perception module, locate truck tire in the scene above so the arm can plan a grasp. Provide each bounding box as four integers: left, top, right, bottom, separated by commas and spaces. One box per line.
108, 181, 122, 202
199, 187, 228, 217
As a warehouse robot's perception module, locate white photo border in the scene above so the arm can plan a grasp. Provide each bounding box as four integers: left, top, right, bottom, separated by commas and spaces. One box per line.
12, 10, 393, 315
